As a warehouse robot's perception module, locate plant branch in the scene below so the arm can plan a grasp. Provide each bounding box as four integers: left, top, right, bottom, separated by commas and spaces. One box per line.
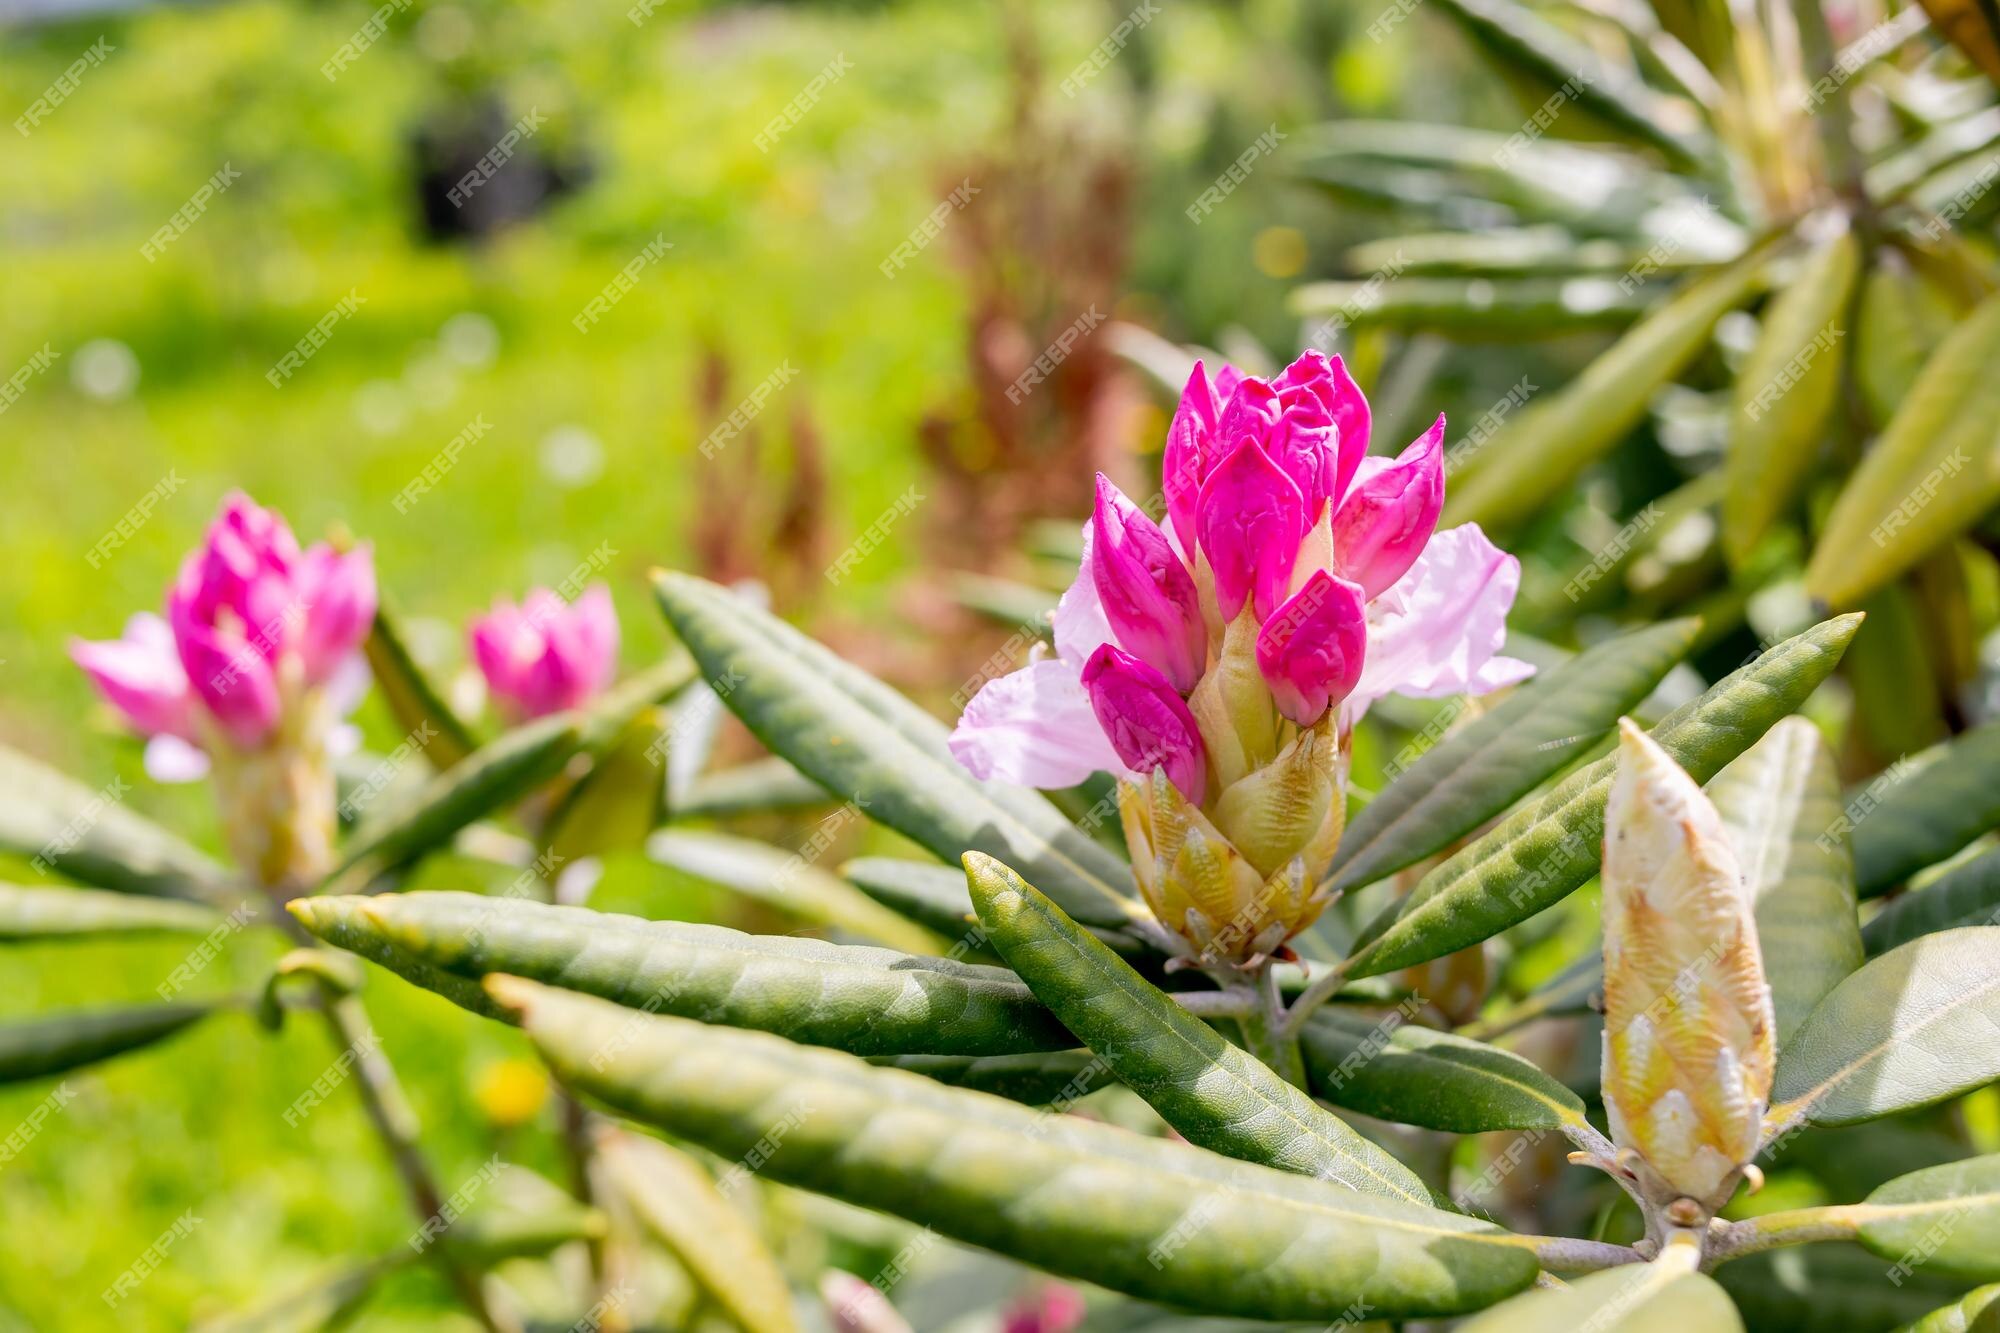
1241, 968, 1308, 1087
1529, 1234, 1648, 1274
1277, 957, 1351, 1041
1173, 990, 1255, 1018
1702, 1205, 1864, 1267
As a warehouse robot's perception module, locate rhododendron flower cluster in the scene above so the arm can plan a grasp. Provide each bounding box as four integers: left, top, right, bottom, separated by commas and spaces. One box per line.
468, 584, 620, 720
70, 493, 376, 888
950, 351, 1530, 965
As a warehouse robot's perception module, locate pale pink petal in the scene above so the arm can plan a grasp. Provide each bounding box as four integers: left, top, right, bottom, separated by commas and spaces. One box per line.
948, 659, 1129, 790
1051, 521, 1115, 668
1350, 523, 1530, 708
143, 733, 211, 784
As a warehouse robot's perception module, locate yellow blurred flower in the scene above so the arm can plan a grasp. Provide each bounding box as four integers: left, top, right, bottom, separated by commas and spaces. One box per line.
475, 1057, 550, 1127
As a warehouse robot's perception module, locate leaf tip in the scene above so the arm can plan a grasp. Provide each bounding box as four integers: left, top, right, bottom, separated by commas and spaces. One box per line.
482, 972, 541, 1019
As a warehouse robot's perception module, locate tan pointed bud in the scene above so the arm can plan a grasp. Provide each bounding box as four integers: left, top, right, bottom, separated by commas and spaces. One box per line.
1210, 715, 1342, 878
1600, 718, 1776, 1215
1186, 606, 1277, 788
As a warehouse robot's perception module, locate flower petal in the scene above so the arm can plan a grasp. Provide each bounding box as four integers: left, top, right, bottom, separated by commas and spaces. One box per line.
143, 733, 211, 784
69, 613, 196, 740
294, 543, 378, 684
948, 659, 1129, 789
1255, 571, 1368, 727
1331, 414, 1446, 600
1350, 523, 1531, 708
1089, 475, 1206, 692
1197, 436, 1306, 624
1051, 521, 1115, 668
1163, 361, 1221, 553
1080, 644, 1208, 805
1324, 354, 1372, 505
178, 621, 282, 747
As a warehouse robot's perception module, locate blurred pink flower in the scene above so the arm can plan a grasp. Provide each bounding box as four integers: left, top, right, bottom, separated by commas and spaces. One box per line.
70, 492, 376, 776
469, 584, 619, 720
1001, 1283, 1086, 1333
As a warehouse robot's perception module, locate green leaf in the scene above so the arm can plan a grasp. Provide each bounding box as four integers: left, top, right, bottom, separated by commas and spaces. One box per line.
1852, 721, 2000, 898
0, 742, 236, 904
1863, 849, 2000, 955
965, 854, 1432, 1206
1807, 291, 2000, 607
1857, 1153, 2000, 1281
489, 976, 1543, 1322
327, 659, 694, 893
195, 1257, 400, 1333
842, 857, 980, 937
1424, 0, 1717, 172
867, 1051, 1111, 1106
1723, 229, 1861, 566
1854, 251, 1956, 432
438, 1171, 607, 1265
1328, 619, 1698, 895
1346, 615, 1862, 978
1768, 927, 2000, 1129
1897, 1281, 2000, 1333
673, 756, 835, 819
288, 891, 1071, 1057
1709, 716, 1865, 1047
1288, 275, 1655, 336
1457, 1254, 1742, 1333
1441, 242, 1773, 534
648, 829, 948, 954
598, 1127, 800, 1333
0, 882, 227, 941
539, 705, 669, 863
1716, 1243, 1966, 1332
361, 595, 479, 770
0, 1000, 217, 1084
650, 571, 1136, 931
1299, 1007, 1587, 1134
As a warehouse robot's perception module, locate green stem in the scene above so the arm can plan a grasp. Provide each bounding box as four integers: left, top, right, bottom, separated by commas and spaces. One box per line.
1529, 1234, 1647, 1274
1703, 1205, 1864, 1266
1277, 956, 1351, 1043
1241, 970, 1308, 1088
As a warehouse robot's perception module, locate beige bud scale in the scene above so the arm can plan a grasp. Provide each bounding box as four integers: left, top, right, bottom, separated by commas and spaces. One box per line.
1599, 718, 1776, 1216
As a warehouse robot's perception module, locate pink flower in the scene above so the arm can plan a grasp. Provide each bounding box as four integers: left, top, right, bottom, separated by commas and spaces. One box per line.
1001, 1283, 1087, 1333
469, 584, 619, 720
949, 350, 1531, 802
70, 493, 377, 773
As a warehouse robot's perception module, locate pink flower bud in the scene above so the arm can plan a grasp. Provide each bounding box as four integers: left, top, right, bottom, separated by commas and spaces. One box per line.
184, 492, 304, 654
1089, 476, 1206, 692
1274, 350, 1369, 509
1331, 414, 1446, 600
1080, 644, 1207, 805
68, 613, 197, 741
174, 613, 283, 747
1163, 362, 1221, 553
1254, 570, 1368, 727
294, 543, 378, 685
1002, 1284, 1087, 1333
470, 584, 620, 720
1197, 436, 1305, 624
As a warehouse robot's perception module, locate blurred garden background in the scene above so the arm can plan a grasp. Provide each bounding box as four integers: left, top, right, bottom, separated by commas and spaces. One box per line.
2, 0, 1998, 1325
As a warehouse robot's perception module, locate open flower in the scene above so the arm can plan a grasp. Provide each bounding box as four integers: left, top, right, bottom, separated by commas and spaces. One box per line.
949, 351, 1530, 964
468, 584, 619, 720
69, 493, 376, 887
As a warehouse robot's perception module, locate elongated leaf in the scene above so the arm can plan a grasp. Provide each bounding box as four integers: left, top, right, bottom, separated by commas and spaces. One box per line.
1768, 927, 2000, 1129
1328, 619, 1698, 895
540, 706, 668, 863
0, 1000, 216, 1083
842, 857, 980, 937
868, 1051, 1111, 1106
1347, 615, 1861, 978
1864, 849, 2000, 955
195, 1256, 401, 1333
648, 829, 947, 955
0, 743, 235, 904
1289, 275, 1655, 336
1709, 717, 1864, 1046
674, 756, 835, 819
1299, 1007, 1586, 1134
1442, 242, 1773, 533
598, 1127, 798, 1333
490, 977, 1543, 1321
1857, 1153, 2000, 1281
965, 854, 1431, 1205
651, 571, 1136, 930
1427, 0, 1715, 171
1852, 722, 2000, 897
1855, 252, 1955, 431
1458, 1252, 1741, 1332
1724, 230, 1861, 565
329, 659, 694, 893
0, 882, 225, 940
289, 892, 1071, 1057
1899, 1281, 2000, 1333
362, 597, 479, 769
1716, 1242, 1965, 1332
1807, 292, 2000, 607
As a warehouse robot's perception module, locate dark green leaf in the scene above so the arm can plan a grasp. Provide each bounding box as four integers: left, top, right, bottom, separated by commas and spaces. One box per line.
673, 756, 835, 820
1299, 1007, 1587, 1134
868, 1051, 1111, 1106
362, 596, 479, 769
1852, 722, 2000, 897
0, 1000, 217, 1084
1863, 848, 2000, 955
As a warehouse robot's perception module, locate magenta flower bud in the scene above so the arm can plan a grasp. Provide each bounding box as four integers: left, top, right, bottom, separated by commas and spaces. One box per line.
1215, 375, 1281, 456
1331, 414, 1446, 600
1267, 391, 1338, 519
1163, 362, 1222, 553
1080, 644, 1208, 805
470, 583, 620, 720
186, 493, 303, 652
1002, 1284, 1087, 1333
1275, 350, 1369, 508
1089, 475, 1206, 693
68, 614, 197, 741
174, 613, 283, 747
1255, 570, 1368, 727
1197, 436, 1306, 624
294, 543, 378, 685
